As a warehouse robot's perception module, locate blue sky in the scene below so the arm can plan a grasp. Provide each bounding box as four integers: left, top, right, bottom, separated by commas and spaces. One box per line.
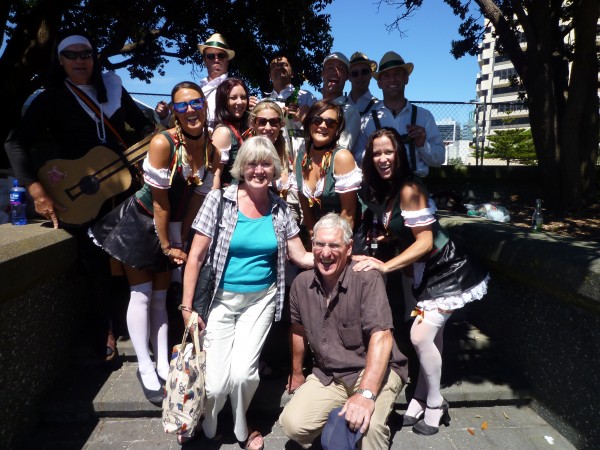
118, 1, 480, 102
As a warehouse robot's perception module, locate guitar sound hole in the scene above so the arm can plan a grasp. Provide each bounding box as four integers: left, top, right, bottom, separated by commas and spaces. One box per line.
79, 176, 100, 195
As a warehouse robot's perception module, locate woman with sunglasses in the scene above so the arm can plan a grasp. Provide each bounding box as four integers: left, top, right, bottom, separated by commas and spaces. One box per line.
293, 99, 362, 237
247, 101, 292, 199
181, 136, 313, 448
90, 81, 220, 404
353, 128, 488, 436
5, 29, 154, 361
212, 78, 250, 185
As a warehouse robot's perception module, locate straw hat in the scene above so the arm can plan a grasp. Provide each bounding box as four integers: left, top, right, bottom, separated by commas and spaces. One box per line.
197, 33, 235, 60
322, 52, 350, 71
373, 51, 414, 80
349, 51, 377, 73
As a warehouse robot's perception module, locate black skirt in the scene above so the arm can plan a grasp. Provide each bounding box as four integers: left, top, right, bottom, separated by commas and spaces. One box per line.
412, 237, 488, 302
90, 197, 173, 272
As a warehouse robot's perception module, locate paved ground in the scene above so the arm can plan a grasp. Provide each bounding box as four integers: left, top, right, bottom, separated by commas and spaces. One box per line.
19, 315, 578, 449
27, 404, 575, 449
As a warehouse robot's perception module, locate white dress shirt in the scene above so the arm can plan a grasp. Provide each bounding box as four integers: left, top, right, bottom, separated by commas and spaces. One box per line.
200, 73, 228, 128
360, 101, 445, 177
331, 95, 361, 161
348, 89, 379, 116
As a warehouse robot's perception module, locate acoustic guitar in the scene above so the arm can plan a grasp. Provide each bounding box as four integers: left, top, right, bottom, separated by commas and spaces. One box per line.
37, 134, 154, 226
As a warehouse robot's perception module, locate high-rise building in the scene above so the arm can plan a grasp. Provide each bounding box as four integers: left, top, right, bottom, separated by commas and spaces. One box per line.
475, 19, 600, 144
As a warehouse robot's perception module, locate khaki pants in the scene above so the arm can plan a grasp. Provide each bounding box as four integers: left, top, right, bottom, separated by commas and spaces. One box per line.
279, 369, 404, 450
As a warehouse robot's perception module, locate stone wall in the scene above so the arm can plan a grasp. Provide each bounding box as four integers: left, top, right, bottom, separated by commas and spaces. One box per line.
0, 223, 82, 449
440, 214, 600, 449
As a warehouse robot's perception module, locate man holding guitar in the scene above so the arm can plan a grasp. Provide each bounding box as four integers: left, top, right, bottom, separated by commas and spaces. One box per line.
5, 29, 154, 360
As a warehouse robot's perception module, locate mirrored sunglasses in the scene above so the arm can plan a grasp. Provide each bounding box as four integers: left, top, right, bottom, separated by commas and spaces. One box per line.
310, 116, 339, 129
205, 52, 227, 61
60, 50, 93, 60
172, 97, 205, 113
350, 68, 371, 78
255, 117, 281, 127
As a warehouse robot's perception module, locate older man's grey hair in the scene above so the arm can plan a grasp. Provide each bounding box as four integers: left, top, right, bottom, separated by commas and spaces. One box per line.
313, 213, 353, 244
231, 135, 282, 181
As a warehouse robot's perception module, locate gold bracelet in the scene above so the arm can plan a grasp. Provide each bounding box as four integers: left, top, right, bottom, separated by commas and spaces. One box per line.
178, 304, 193, 313
163, 247, 172, 256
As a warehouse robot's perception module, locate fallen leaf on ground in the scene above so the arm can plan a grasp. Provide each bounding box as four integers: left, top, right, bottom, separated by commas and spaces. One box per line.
467, 427, 475, 435
481, 421, 488, 430
474, 414, 482, 418
502, 410, 510, 419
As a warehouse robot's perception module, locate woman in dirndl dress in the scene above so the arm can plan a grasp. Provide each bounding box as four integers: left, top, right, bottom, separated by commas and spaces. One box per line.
353, 127, 489, 436
90, 81, 220, 404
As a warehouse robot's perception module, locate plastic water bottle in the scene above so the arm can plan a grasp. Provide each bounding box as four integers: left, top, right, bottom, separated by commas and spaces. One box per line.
9, 179, 27, 225
531, 198, 543, 232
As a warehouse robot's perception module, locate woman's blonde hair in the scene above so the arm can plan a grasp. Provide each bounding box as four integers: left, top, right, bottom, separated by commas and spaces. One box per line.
248, 100, 290, 173
231, 136, 283, 181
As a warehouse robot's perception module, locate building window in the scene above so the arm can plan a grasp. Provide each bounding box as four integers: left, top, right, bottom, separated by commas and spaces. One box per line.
494, 67, 517, 80
483, 42, 491, 49
491, 117, 530, 127
494, 54, 511, 63
493, 85, 521, 95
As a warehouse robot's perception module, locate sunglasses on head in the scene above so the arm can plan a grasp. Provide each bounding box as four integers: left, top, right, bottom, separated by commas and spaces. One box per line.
205, 52, 227, 61
172, 97, 205, 113
60, 50, 93, 60
310, 116, 339, 129
350, 68, 371, 78
255, 117, 281, 127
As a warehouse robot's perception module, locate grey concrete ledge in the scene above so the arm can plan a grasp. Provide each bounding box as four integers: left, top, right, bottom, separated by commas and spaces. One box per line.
0, 221, 77, 303
439, 214, 600, 314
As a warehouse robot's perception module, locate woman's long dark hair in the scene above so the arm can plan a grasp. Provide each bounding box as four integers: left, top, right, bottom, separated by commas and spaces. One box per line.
362, 127, 415, 204
302, 99, 345, 149
49, 29, 107, 102
214, 78, 249, 126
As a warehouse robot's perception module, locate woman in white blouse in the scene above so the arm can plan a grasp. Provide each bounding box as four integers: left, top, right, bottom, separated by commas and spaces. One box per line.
90, 81, 220, 404
353, 127, 489, 436
292, 99, 362, 237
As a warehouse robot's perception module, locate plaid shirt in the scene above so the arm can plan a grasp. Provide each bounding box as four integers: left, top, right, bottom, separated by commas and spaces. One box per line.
192, 184, 300, 321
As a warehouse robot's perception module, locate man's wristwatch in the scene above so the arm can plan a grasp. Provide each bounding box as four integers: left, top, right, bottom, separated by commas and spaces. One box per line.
357, 388, 377, 401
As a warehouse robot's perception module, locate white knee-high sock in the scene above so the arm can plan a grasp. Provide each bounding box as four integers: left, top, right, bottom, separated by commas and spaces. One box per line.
127, 281, 160, 391
410, 309, 451, 425
150, 289, 169, 381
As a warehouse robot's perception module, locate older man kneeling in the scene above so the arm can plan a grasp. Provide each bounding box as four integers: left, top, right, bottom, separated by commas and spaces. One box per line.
279, 213, 408, 449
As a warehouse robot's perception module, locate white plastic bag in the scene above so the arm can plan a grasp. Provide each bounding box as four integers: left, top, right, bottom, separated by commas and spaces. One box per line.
465, 202, 511, 223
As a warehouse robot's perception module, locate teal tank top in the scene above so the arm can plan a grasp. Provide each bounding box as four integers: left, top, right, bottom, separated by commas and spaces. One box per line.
220, 210, 277, 292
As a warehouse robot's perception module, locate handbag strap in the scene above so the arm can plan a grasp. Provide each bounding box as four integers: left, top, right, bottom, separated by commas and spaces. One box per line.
206, 189, 225, 265
179, 311, 204, 354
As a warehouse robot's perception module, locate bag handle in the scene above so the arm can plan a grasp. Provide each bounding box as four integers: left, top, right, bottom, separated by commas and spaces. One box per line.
178, 311, 204, 361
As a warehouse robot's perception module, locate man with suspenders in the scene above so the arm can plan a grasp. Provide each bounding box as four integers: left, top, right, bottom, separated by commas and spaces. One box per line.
360, 51, 445, 176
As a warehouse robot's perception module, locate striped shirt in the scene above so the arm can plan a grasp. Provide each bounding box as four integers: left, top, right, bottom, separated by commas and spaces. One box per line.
191, 184, 300, 321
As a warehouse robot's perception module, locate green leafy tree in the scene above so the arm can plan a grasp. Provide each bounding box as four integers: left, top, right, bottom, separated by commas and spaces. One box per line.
0, 0, 333, 167
378, 0, 599, 211
485, 128, 536, 166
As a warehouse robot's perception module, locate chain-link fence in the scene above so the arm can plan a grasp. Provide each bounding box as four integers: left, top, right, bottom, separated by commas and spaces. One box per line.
130, 92, 530, 166
412, 100, 531, 166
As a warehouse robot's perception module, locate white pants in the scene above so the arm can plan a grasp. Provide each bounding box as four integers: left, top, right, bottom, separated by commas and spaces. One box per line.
202, 283, 277, 442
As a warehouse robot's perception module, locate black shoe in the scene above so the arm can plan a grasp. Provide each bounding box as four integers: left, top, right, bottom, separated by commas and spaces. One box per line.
136, 369, 164, 405
403, 410, 424, 427
402, 397, 426, 427
413, 398, 451, 436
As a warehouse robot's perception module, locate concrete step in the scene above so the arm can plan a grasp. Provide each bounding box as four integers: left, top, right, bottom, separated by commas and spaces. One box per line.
25, 405, 577, 450
39, 322, 530, 423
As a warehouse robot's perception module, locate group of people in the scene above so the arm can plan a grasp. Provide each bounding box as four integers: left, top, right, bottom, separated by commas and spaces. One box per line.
4, 28, 489, 450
